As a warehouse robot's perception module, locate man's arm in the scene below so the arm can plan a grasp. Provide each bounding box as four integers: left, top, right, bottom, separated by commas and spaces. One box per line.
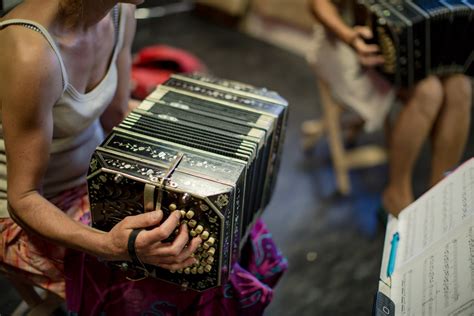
0, 26, 200, 269
311, 0, 384, 66
311, 0, 357, 45
0, 27, 114, 258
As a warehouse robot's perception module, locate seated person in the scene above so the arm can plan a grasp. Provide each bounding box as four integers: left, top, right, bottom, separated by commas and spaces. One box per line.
0, 0, 286, 314
310, 0, 472, 216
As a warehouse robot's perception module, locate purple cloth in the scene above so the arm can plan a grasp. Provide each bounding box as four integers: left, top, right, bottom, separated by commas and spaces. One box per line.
65, 219, 287, 315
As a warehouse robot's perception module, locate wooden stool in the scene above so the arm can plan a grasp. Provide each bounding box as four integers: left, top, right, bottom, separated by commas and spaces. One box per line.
302, 78, 388, 195
0, 265, 64, 315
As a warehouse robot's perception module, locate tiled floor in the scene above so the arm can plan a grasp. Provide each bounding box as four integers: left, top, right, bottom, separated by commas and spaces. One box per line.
1, 7, 473, 316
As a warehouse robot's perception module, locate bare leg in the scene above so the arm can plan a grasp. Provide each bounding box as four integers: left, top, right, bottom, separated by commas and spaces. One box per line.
430, 74, 472, 186
383, 76, 444, 216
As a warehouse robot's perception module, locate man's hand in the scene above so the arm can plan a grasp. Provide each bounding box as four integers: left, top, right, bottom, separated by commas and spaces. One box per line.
105, 210, 202, 271
350, 26, 385, 67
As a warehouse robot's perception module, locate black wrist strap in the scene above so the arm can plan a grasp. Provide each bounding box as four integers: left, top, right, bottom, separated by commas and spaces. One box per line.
128, 228, 144, 267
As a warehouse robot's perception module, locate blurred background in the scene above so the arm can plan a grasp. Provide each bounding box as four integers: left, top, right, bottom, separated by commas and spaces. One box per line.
1, 0, 473, 315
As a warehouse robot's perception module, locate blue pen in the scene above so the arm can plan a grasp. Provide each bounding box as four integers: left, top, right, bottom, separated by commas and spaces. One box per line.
387, 232, 400, 278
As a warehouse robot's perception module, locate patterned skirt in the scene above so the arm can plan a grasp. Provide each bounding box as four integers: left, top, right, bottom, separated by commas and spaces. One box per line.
0, 186, 288, 315
0, 186, 89, 297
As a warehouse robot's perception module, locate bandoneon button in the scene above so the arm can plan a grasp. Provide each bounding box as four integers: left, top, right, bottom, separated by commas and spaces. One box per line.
195, 225, 203, 234
200, 231, 209, 240
186, 210, 195, 219
207, 247, 216, 256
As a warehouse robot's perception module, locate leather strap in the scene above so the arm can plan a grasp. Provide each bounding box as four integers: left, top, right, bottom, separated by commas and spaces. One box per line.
127, 228, 144, 266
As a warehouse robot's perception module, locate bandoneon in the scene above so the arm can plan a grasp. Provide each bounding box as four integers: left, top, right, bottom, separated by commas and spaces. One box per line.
87, 73, 288, 291
355, 0, 474, 87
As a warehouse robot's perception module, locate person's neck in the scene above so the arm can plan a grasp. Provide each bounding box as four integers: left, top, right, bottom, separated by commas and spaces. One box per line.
59, 0, 117, 31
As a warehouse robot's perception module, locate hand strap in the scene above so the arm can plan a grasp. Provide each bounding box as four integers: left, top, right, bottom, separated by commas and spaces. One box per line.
128, 228, 144, 267
125, 228, 151, 281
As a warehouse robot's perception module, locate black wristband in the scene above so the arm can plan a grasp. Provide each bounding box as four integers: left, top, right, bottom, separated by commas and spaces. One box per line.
127, 228, 144, 266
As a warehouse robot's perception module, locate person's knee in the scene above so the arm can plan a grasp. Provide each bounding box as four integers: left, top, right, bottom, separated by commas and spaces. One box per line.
443, 74, 472, 112
410, 76, 444, 120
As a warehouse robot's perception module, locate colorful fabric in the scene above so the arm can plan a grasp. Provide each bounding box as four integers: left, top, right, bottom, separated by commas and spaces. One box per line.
0, 186, 287, 315
66, 219, 288, 315
0, 185, 89, 298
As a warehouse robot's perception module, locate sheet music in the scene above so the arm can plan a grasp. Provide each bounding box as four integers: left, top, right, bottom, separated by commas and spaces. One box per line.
379, 159, 474, 316
391, 219, 473, 316
397, 161, 473, 265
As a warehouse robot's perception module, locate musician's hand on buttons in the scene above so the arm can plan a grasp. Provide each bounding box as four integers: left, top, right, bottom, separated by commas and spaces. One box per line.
351, 26, 385, 67
105, 210, 201, 270
137, 215, 202, 270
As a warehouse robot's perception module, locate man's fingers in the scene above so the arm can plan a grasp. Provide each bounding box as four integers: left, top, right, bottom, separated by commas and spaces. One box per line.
354, 26, 373, 39
355, 41, 380, 55
364, 44, 380, 54
175, 237, 202, 262
150, 237, 202, 265
156, 257, 197, 271
152, 234, 201, 261
143, 235, 202, 265
153, 224, 190, 256
122, 210, 163, 229
144, 210, 181, 242
360, 55, 385, 67
130, 212, 203, 268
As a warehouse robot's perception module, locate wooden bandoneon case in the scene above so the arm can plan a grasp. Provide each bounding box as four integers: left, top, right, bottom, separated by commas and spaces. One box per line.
355, 0, 474, 87
87, 73, 288, 291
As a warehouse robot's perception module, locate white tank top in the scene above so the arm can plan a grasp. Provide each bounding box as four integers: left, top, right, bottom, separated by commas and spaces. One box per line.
0, 5, 126, 217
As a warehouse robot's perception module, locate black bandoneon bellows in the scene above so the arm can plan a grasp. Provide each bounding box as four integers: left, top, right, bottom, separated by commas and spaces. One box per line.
87, 73, 288, 291
355, 0, 474, 87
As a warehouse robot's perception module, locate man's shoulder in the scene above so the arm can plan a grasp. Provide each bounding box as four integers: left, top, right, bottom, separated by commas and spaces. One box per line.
0, 25, 63, 106
1, 24, 58, 68
0, 25, 62, 89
